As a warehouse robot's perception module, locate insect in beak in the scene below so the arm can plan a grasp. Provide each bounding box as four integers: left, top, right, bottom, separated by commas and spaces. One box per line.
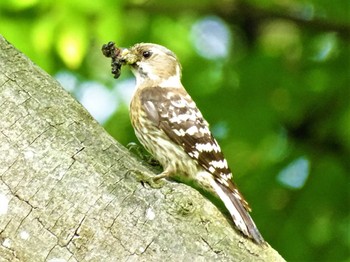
102, 42, 138, 78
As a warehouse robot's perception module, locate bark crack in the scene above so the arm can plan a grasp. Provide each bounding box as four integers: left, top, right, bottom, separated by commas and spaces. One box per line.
66, 215, 87, 247
28, 126, 51, 146
140, 236, 156, 255
200, 236, 224, 255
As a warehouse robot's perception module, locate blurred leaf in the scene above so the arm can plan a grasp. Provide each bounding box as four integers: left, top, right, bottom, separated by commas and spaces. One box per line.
56, 20, 88, 69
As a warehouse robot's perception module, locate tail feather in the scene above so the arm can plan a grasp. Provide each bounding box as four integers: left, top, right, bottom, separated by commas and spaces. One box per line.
211, 179, 265, 244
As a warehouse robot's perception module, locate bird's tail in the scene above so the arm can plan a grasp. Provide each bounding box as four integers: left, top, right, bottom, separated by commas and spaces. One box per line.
211, 179, 265, 245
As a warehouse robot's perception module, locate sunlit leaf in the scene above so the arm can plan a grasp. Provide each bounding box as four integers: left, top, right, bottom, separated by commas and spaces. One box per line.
56, 24, 87, 69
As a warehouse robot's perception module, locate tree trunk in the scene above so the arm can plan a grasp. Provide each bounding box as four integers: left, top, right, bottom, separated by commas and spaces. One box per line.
0, 35, 285, 262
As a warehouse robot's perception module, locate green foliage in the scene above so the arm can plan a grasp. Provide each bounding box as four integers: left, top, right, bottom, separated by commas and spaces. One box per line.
1, 0, 349, 261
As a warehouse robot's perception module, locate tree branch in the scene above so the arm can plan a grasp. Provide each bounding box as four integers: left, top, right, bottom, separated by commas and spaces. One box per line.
125, 1, 350, 40
0, 35, 285, 261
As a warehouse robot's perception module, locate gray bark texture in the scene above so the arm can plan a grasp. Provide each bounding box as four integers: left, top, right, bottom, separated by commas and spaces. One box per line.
0, 35, 285, 262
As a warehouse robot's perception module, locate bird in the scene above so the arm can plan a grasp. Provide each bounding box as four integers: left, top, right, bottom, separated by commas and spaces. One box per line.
102, 42, 265, 244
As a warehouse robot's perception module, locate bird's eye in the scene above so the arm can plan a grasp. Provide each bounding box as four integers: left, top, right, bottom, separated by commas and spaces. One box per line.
142, 51, 152, 59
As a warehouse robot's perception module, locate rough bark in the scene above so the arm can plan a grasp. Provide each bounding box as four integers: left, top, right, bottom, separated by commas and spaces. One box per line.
0, 35, 285, 262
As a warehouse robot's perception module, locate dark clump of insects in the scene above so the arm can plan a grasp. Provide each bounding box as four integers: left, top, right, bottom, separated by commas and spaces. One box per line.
102, 41, 123, 79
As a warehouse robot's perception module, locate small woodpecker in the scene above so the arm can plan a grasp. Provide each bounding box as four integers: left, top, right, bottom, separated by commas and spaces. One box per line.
102, 42, 265, 244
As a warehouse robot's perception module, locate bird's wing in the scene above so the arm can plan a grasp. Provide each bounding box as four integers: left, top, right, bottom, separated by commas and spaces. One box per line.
140, 86, 250, 211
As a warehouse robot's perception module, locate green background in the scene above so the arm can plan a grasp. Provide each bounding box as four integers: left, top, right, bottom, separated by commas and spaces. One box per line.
1, 0, 349, 261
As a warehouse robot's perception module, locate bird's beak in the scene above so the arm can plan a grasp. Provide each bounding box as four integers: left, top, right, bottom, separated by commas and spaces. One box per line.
119, 48, 138, 65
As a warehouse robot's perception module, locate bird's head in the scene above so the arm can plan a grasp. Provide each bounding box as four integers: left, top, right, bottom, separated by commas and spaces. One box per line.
120, 43, 182, 87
